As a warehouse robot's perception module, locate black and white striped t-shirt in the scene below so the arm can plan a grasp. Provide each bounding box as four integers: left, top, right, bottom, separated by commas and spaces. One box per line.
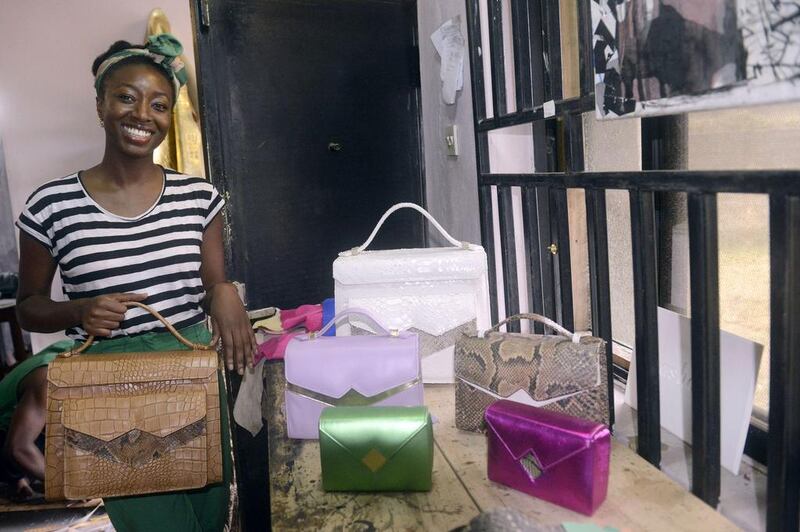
16, 169, 224, 340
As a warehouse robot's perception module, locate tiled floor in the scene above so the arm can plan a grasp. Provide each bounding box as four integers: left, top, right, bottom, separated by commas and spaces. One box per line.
613, 386, 767, 532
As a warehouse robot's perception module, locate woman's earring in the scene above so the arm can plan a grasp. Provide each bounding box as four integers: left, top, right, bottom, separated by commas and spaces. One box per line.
98, 118, 104, 129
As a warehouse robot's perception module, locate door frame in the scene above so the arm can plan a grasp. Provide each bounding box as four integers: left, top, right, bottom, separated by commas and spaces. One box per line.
191, 0, 427, 282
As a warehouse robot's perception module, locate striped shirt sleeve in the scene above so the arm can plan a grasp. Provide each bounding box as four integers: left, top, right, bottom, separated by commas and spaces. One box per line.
16, 188, 55, 252
204, 183, 225, 228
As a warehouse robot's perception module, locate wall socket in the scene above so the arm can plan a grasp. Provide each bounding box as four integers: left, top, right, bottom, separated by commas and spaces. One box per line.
445, 125, 459, 157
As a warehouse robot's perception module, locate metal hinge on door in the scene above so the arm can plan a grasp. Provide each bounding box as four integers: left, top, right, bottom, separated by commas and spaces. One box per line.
198, 0, 211, 29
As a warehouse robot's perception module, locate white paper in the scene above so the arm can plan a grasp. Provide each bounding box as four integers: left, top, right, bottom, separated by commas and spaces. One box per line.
625, 307, 762, 475
543, 100, 556, 117
431, 16, 465, 105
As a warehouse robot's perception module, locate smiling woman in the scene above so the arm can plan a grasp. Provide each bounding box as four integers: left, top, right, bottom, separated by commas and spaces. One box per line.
12, 34, 251, 532
86, 63, 173, 217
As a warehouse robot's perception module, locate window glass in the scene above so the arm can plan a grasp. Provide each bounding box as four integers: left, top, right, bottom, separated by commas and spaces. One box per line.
559, 0, 580, 99
479, 0, 494, 118
686, 102, 800, 421
582, 112, 642, 353
659, 102, 800, 422
502, 0, 517, 113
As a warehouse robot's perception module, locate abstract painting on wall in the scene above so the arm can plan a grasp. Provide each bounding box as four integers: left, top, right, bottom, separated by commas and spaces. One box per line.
592, 0, 800, 118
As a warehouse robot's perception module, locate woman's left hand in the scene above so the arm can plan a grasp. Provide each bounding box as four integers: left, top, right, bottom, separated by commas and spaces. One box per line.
208, 282, 257, 374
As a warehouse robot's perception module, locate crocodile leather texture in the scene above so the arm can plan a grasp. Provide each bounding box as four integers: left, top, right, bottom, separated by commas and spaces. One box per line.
45, 349, 222, 500
454, 330, 610, 433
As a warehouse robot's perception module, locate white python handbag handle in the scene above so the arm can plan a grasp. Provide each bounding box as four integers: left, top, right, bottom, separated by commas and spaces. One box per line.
346, 202, 469, 255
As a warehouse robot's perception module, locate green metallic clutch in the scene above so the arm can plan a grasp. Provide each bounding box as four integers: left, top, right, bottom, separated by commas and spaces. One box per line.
319, 406, 433, 492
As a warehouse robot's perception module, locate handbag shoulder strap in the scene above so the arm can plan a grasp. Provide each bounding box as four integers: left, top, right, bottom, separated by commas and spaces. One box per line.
487, 313, 580, 343
62, 301, 216, 357
344, 202, 470, 256
307, 308, 396, 339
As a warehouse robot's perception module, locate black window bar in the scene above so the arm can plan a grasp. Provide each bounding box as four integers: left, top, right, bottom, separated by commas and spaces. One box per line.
464, 0, 800, 529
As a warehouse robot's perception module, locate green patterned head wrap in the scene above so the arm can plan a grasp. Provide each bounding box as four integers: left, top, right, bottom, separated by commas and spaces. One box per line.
94, 33, 188, 98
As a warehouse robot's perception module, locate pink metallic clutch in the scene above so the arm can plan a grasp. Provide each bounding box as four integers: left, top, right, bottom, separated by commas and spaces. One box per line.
485, 400, 611, 516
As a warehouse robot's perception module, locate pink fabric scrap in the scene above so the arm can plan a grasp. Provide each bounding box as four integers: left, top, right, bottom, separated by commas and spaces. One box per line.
280, 304, 323, 332
256, 331, 303, 362
255, 303, 324, 362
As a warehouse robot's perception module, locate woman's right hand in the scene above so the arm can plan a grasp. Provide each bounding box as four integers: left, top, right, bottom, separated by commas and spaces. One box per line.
79, 292, 148, 337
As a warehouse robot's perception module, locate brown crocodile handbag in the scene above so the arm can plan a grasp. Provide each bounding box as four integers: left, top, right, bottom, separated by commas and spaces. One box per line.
454, 313, 609, 433
45, 302, 223, 501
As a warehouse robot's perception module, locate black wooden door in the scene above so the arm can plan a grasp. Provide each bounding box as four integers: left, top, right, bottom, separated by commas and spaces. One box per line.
194, 0, 425, 310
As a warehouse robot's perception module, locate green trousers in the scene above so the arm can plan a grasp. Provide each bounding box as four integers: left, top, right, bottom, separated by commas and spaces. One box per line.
81, 323, 232, 532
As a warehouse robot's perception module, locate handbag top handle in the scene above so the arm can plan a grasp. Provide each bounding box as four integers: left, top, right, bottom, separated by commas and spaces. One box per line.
487, 313, 581, 343
305, 307, 400, 340
344, 202, 472, 256
62, 301, 216, 357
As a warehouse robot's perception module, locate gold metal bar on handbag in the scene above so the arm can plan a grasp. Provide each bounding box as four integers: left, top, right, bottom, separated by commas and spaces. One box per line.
285, 377, 422, 407
45, 302, 223, 501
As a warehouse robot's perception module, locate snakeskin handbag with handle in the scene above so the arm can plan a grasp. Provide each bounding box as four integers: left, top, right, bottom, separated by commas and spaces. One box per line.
454, 313, 609, 433
45, 302, 223, 501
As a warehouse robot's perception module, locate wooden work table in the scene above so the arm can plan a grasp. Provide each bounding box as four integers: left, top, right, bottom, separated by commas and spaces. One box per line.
264, 362, 739, 531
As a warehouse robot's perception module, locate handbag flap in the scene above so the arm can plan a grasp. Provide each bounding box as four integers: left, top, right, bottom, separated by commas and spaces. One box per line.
455, 334, 602, 401
485, 400, 607, 471
61, 385, 207, 441
333, 246, 487, 285
284, 333, 419, 398
346, 294, 478, 337
47, 350, 218, 388
319, 406, 430, 465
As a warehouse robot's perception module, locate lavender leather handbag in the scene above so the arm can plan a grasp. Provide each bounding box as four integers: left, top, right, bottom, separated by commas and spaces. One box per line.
284, 309, 423, 439
486, 400, 611, 516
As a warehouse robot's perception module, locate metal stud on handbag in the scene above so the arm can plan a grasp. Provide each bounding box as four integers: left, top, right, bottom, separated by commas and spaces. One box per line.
454, 313, 610, 432
45, 302, 222, 501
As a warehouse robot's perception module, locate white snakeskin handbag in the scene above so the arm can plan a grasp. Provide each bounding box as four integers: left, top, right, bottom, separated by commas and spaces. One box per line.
333, 203, 491, 383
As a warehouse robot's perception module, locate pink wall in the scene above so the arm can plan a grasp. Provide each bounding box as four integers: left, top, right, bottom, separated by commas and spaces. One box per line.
0, 0, 196, 223
0, 1, 196, 350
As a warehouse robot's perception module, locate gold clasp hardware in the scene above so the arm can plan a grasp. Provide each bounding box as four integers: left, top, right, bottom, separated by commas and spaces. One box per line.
308, 331, 317, 340
547, 243, 558, 255
389, 329, 400, 337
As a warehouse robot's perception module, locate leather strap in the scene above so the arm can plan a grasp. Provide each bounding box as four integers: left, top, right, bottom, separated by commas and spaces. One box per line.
487, 313, 581, 343
344, 202, 471, 255
62, 301, 216, 357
